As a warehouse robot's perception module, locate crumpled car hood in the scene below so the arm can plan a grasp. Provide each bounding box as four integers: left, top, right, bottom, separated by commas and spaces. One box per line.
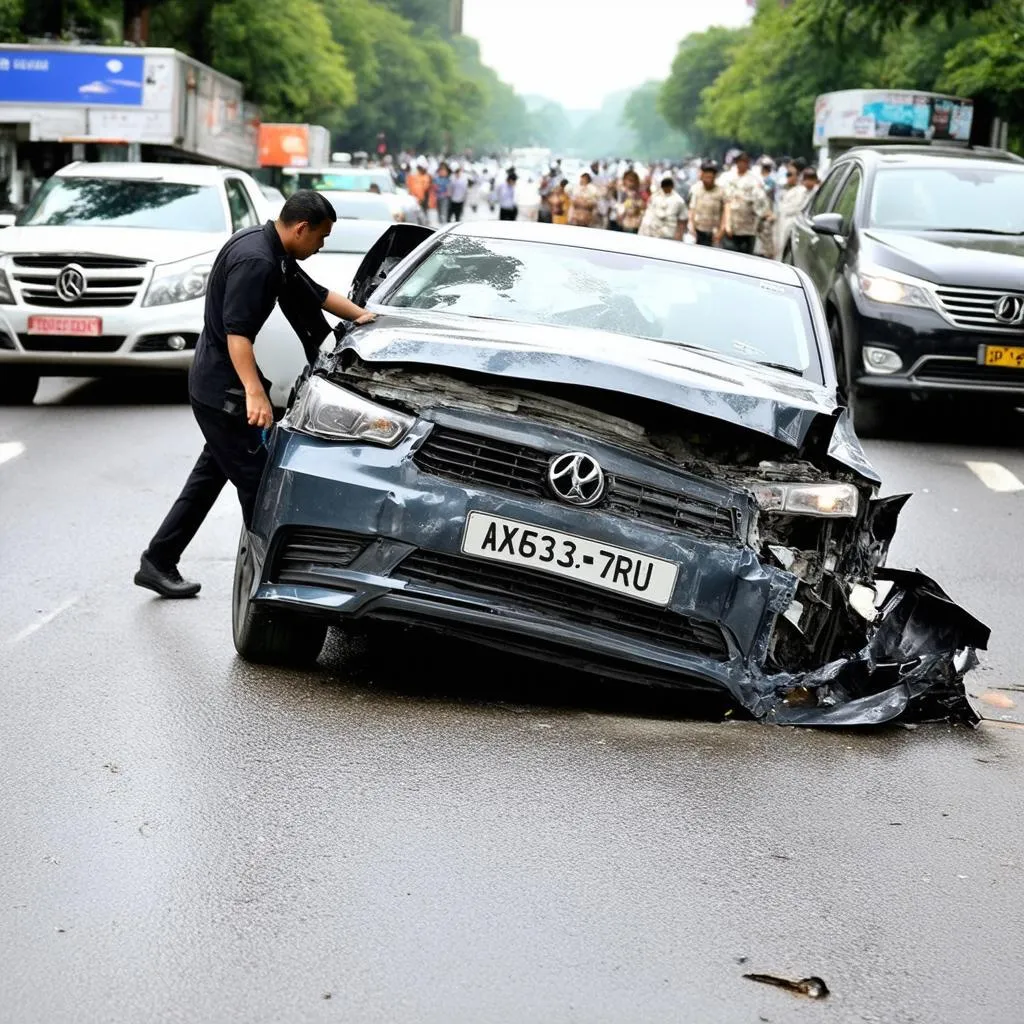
342, 311, 876, 478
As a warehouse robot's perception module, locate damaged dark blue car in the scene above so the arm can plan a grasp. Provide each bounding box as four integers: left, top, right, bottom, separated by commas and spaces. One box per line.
233, 221, 988, 726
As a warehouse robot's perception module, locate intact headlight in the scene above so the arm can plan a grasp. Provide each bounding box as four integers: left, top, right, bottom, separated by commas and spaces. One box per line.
283, 374, 413, 446
855, 266, 932, 309
752, 482, 859, 518
142, 252, 216, 307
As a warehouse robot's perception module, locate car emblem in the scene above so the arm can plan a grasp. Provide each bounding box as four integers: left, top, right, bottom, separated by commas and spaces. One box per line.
547, 452, 605, 507
56, 263, 87, 303
994, 294, 1024, 325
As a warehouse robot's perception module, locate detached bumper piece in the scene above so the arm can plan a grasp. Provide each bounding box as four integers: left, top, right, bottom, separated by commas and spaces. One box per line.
754, 568, 990, 727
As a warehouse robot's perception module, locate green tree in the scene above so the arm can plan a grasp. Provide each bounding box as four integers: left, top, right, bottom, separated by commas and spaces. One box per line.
659, 26, 746, 154
623, 80, 690, 160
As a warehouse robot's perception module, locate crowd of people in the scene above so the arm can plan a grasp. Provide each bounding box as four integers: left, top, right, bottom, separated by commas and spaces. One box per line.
379, 150, 823, 260
521, 152, 821, 259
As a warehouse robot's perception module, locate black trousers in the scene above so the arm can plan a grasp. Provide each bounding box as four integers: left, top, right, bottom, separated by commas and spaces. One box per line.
144, 400, 268, 570
499, 206, 518, 221
449, 200, 464, 221
727, 234, 756, 254
695, 230, 714, 246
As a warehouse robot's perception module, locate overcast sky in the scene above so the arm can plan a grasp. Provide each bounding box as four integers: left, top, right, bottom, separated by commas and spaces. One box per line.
462, 0, 753, 110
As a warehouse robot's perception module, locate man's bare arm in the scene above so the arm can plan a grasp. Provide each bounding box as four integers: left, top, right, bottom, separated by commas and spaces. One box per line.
227, 333, 273, 428
323, 291, 376, 323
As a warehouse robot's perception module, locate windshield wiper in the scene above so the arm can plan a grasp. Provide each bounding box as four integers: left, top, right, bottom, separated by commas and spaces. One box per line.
753, 360, 803, 376
922, 228, 1024, 236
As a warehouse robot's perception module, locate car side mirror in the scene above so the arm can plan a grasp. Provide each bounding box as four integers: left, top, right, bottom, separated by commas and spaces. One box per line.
811, 212, 846, 239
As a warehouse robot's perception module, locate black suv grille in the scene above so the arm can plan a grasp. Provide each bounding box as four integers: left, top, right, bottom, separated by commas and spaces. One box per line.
913, 359, 1024, 388
395, 549, 729, 660
271, 528, 367, 586
413, 427, 738, 542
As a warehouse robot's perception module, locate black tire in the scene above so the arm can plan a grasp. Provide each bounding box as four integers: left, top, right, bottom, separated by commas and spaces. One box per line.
232, 528, 328, 668
0, 370, 39, 405
828, 311, 893, 438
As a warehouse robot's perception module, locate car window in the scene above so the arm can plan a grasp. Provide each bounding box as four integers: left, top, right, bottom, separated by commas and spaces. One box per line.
832, 167, 862, 231
808, 165, 849, 216
321, 191, 395, 221
385, 235, 816, 377
868, 166, 1024, 232
225, 179, 258, 232
287, 171, 395, 194
17, 177, 228, 231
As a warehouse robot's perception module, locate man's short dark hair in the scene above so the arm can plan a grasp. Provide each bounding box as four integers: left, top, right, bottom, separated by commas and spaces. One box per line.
279, 189, 337, 228
736, 151, 750, 163
801, 167, 819, 182
661, 175, 675, 188
793, 157, 808, 172
700, 161, 718, 174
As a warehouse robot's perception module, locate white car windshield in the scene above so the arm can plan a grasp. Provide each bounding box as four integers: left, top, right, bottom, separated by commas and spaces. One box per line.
17, 177, 228, 231
290, 170, 396, 194
869, 166, 1024, 233
386, 235, 815, 375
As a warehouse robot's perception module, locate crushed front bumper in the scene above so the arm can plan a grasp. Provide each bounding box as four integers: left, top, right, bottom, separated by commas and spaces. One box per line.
246, 419, 988, 727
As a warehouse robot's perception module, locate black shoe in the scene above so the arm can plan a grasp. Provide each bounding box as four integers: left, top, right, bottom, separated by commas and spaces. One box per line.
134, 555, 201, 598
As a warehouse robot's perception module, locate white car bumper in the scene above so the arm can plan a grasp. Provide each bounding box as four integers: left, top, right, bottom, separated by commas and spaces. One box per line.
0, 298, 204, 373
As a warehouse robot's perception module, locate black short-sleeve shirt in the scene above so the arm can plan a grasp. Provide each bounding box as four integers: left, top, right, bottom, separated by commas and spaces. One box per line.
189, 221, 328, 411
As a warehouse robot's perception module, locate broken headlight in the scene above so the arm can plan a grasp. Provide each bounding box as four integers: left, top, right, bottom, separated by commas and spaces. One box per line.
752, 482, 859, 518
283, 374, 413, 446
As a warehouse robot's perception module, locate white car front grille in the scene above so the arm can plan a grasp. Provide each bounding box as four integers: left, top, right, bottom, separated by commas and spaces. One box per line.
10, 254, 149, 309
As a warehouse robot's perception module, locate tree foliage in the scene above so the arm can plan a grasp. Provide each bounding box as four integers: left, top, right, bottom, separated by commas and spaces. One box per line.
623, 81, 690, 160
666, 0, 1024, 158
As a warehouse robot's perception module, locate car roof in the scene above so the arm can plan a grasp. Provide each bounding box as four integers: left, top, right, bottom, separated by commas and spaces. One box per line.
447, 220, 805, 286
837, 145, 1024, 169
55, 161, 241, 184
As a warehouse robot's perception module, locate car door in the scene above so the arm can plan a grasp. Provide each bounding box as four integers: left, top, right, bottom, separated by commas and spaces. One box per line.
348, 223, 435, 307
791, 163, 849, 294
817, 164, 864, 303
224, 177, 259, 233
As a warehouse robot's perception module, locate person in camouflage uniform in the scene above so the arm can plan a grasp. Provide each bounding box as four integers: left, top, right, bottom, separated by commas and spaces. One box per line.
723, 152, 770, 256
687, 162, 726, 246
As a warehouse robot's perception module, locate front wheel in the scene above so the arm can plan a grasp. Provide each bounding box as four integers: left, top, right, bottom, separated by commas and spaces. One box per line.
828, 312, 895, 438
232, 529, 328, 668
0, 369, 39, 405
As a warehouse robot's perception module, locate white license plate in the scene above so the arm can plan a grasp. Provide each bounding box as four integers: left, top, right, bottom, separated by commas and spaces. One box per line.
27, 315, 102, 337
461, 512, 679, 607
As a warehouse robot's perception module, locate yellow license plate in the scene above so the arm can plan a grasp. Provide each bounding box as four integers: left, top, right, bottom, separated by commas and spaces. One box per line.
983, 345, 1024, 368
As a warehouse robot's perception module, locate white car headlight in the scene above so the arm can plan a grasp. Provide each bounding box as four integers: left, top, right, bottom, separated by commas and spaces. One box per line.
283, 374, 413, 446
855, 267, 932, 309
752, 482, 859, 518
142, 252, 216, 307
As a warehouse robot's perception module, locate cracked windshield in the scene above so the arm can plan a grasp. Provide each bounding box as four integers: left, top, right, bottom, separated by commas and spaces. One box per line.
3, 0, 1024, 1022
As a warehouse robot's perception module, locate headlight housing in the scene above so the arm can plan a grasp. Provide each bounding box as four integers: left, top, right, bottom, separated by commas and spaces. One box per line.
142, 252, 216, 307
855, 266, 933, 310
283, 374, 413, 446
0, 269, 13, 304
752, 482, 859, 518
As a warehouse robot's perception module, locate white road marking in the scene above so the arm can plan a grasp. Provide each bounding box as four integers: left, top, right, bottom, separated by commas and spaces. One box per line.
0, 441, 25, 466
965, 461, 1024, 493
6, 596, 80, 645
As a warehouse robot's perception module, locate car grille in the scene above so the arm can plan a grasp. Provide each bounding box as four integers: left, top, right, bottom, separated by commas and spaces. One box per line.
271, 527, 368, 586
413, 426, 739, 542
395, 549, 730, 660
913, 358, 1024, 388
18, 334, 125, 353
11, 254, 148, 308
933, 286, 1024, 331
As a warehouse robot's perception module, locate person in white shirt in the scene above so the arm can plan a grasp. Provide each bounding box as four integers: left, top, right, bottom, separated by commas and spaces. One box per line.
448, 166, 469, 221
492, 170, 519, 221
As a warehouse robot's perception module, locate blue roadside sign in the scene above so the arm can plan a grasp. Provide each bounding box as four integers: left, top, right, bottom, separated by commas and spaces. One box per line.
0, 49, 145, 106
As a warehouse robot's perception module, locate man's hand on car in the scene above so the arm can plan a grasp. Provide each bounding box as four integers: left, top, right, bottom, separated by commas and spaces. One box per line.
354, 312, 377, 325
246, 387, 274, 428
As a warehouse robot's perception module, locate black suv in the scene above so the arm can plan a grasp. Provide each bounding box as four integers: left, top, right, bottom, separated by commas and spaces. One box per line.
787, 145, 1024, 434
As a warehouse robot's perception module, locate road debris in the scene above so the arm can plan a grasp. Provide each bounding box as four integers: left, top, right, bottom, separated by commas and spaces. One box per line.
744, 973, 830, 999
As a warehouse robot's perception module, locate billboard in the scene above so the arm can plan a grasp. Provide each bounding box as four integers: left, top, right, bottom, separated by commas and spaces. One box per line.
259, 124, 311, 167
814, 90, 973, 146
0, 49, 146, 106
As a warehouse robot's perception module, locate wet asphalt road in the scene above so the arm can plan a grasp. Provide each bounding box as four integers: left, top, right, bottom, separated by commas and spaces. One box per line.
2, 377, 1024, 1023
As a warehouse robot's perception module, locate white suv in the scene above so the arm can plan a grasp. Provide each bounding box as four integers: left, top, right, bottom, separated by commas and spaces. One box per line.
0, 161, 271, 404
